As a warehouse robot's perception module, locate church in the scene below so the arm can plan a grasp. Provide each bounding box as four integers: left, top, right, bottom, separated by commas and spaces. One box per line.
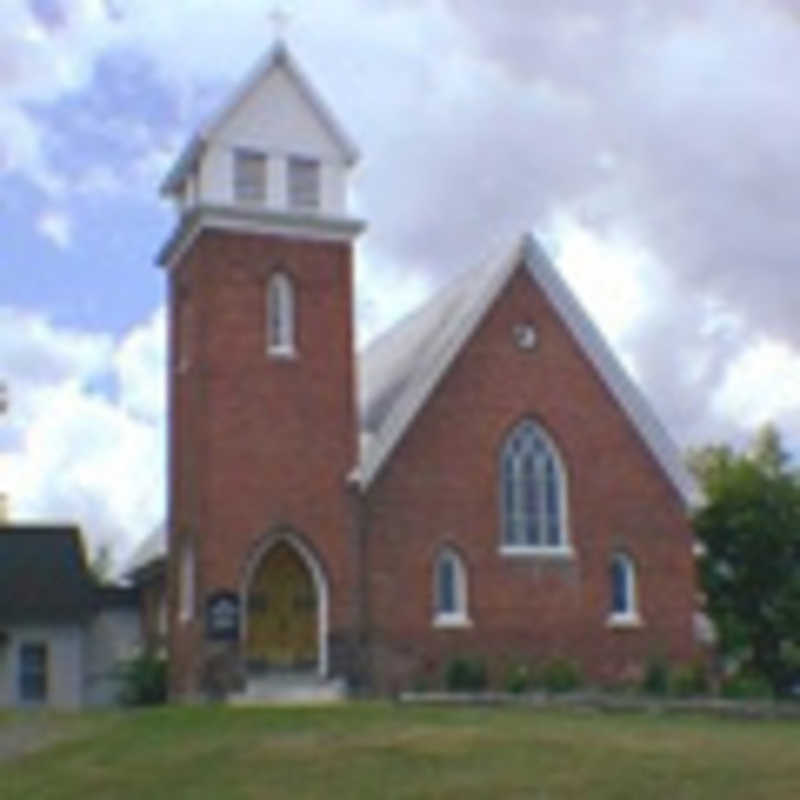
133, 40, 701, 699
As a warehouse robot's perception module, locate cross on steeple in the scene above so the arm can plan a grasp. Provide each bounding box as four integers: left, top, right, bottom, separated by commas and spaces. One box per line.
269, 6, 291, 41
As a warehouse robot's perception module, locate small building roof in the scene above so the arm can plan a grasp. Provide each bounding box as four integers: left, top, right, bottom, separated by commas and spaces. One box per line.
0, 525, 96, 623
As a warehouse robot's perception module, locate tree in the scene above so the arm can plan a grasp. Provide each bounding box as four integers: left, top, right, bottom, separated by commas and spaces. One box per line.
690, 425, 800, 695
89, 542, 114, 584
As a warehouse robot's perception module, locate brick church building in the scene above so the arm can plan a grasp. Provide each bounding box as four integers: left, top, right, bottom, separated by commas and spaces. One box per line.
142, 40, 701, 699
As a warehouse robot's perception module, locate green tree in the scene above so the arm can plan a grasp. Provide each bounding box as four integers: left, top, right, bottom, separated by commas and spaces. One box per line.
690, 425, 800, 695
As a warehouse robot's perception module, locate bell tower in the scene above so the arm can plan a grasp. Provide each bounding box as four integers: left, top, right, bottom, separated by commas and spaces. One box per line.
158, 40, 364, 697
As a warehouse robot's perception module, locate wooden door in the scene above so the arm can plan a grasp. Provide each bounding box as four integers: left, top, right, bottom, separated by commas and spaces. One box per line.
246, 542, 318, 669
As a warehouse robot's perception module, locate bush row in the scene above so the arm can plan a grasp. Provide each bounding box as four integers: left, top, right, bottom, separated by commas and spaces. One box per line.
428, 655, 774, 699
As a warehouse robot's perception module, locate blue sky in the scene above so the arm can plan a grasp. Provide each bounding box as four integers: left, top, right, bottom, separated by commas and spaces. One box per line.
1, 0, 799, 567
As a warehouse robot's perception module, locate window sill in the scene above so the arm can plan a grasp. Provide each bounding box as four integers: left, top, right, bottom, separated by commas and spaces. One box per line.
606, 613, 643, 629
433, 614, 472, 629
499, 545, 575, 559
267, 346, 297, 361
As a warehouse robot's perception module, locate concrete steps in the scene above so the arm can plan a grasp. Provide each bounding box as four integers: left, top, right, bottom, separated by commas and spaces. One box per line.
228, 672, 347, 706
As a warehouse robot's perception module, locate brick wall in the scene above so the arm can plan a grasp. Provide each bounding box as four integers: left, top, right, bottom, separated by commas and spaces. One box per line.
167, 228, 358, 696
363, 263, 698, 692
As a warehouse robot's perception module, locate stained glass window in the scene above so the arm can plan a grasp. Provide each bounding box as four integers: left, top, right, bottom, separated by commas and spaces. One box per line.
501, 420, 566, 549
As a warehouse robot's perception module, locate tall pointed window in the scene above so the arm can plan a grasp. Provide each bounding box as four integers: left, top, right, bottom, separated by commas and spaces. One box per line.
177, 293, 193, 373
267, 272, 295, 356
179, 540, 195, 623
500, 419, 568, 553
609, 552, 640, 625
433, 547, 470, 627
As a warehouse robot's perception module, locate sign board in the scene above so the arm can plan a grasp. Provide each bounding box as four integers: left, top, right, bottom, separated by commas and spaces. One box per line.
205, 591, 240, 641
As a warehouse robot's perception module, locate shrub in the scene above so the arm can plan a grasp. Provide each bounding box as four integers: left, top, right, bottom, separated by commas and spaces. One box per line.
410, 675, 429, 693
669, 661, 709, 698
721, 671, 774, 700
505, 663, 532, 695
539, 658, 582, 693
642, 658, 669, 696
119, 652, 168, 706
444, 656, 488, 692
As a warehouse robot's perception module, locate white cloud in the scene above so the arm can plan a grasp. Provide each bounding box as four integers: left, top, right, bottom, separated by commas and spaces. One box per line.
540, 212, 654, 346
0, 305, 165, 571
36, 208, 72, 248
0, 306, 112, 388
712, 336, 800, 430
355, 245, 432, 349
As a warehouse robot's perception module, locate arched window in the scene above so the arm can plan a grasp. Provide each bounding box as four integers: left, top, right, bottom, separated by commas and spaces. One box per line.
179, 541, 195, 623
176, 287, 192, 373
433, 547, 470, 627
609, 552, 639, 623
267, 271, 295, 356
500, 419, 568, 552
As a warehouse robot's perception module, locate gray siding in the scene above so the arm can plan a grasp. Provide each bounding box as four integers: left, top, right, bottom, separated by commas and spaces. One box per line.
84, 607, 141, 706
0, 624, 84, 710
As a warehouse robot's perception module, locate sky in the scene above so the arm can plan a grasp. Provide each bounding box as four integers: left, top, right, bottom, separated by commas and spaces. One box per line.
1, 0, 799, 569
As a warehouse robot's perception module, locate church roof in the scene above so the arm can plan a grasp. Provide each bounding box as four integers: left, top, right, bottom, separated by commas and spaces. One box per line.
160, 40, 360, 197
124, 523, 167, 580
357, 232, 697, 505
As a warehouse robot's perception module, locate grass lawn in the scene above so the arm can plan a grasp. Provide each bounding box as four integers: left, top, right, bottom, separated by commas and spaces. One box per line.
2, 703, 800, 799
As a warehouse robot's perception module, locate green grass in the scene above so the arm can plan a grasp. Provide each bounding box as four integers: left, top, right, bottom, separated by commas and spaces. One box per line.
3, 703, 800, 798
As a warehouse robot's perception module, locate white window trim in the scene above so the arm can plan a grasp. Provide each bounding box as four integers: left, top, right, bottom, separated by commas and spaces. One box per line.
266, 272, 296, 358
499, 544, 575, 559
607, 553, 641, 628
606, 611, 643, 629
433, 611, 473, 629
267, 342, 297, 360
179, 542, 195, 624
499, 419, 570, 553
432, 547, 471, 629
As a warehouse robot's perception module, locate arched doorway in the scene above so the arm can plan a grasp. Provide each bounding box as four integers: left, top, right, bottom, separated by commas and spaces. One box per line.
243, 535, 328, 675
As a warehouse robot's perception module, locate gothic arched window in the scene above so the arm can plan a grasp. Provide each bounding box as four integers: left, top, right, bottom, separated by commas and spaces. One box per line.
179, 540, 195, 623
610, 552, 639, 622
433, 547, 470, 627
267, 271, 295, 356
500, 419, 568, 552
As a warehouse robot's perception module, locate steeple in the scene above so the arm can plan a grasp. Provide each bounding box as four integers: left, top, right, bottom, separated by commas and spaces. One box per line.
160, 41, 361, 697
158, 40, 364, 267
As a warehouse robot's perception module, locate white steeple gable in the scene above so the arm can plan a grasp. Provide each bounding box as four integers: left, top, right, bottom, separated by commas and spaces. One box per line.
161, 40, 359, 220
157, 40, 364, 267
